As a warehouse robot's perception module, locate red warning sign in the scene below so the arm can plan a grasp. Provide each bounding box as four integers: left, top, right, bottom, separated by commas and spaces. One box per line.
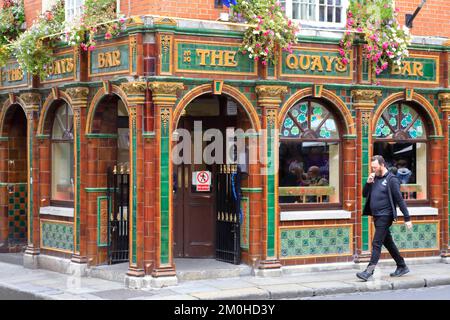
194, 171, 211, 192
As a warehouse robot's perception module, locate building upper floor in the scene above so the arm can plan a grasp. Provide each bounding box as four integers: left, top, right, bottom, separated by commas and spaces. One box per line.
17, 0, 450, 39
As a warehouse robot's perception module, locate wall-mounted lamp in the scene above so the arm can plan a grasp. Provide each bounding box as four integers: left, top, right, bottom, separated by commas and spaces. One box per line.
405, 0, 427, 29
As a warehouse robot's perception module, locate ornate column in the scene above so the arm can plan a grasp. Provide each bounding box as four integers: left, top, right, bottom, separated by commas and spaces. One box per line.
120, 82, 147, 287
20, 93, 41, 269
65, 87, 90, 275
148, 81, 183, 287
255, 85, 287, 275
439, 93, 450, 259
351, 90, 381, 263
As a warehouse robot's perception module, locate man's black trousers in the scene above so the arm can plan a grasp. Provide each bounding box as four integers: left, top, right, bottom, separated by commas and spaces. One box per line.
368, 215, 406, 267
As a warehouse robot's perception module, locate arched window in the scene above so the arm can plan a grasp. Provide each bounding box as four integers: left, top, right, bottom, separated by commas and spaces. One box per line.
51, 103, 74, 205
279, 99, 341, 208
374, 102, 428, 202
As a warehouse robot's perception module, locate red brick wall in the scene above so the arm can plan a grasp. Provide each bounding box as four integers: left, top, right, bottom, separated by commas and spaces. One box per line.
19, 1, 450, 39
396, 0, 450, 38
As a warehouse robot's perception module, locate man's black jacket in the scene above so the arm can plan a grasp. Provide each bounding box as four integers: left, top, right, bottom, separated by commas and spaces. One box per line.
363, 172, 411, 222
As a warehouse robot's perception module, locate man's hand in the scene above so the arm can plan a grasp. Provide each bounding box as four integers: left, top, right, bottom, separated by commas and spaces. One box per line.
405, 221, 413, 230
367, 173, 375, 184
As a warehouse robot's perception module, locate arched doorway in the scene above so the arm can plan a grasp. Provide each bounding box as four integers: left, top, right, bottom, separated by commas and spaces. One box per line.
0, 103, 28, 252
89, 94, 130, 264
173, 93, 254, 262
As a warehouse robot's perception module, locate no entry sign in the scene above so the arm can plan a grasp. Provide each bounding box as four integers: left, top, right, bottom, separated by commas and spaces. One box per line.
192, 171, 211, 192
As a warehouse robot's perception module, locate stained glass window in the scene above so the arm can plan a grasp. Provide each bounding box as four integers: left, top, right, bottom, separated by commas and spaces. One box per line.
375, 103, 426, 140
281, 101, 339, 139
279, 99, 341, 207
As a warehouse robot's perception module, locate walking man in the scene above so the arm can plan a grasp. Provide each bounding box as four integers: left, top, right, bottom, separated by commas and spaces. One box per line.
356, 155, 413, 281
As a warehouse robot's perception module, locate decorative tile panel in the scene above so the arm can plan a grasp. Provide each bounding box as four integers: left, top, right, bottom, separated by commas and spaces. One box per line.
240, 197, 249, 250
40, 220, 74, 253
382, 221, 439, 251
280, 225, 352, 258
8, 184, 27, 244
97, 196, 109, 247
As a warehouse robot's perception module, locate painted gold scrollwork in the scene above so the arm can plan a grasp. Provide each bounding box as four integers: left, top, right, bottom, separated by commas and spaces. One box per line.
161, 35, 171, 54
161, 108, 171, 131
266, 108, 277, 128
65, 87, 89, 102
120, 82, 147, 96
256, 85, 288, 108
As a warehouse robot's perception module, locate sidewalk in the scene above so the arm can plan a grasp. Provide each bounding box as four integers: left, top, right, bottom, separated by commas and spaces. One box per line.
1, 260, 450, 300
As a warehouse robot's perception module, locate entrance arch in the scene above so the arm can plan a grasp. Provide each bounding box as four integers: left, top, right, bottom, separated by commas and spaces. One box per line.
86, 87, 131, 265
0, 99, 28, 252
172, 84, 260, 262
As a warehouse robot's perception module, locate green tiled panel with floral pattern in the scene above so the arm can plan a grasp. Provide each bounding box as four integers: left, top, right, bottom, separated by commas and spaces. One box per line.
280, 226, 351, 258
383, 223, 438, 251
8, 184, 27, 244
41, 221, 74, 252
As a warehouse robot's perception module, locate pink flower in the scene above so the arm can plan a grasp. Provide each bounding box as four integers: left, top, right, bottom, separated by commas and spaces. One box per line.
376, 81, 381, 86
339, 48, 345, 56
80, 43, 87, 51
264, 48, 269, 54
262, 60, 267, 66
88, 45, 96, 51
256, 43, 261, 48
382, 42, 389, 50
119, 17, 126, 23
395, 7, 400, 13
254, 56, 259, 61
342, 57, 349, 65
347, 11, 353, 18
357, 27, 363, 33
381, 62, 389, 70
263, 30, 270, 36
105, 33, 112, 40
375, 68, 382, 75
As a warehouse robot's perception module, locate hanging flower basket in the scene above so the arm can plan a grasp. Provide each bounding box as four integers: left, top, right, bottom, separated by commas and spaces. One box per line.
225, 0, 299, 66
339, 0, 411, 81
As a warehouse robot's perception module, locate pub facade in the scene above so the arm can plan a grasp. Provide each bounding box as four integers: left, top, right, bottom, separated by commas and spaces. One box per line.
0, 13, 449, 288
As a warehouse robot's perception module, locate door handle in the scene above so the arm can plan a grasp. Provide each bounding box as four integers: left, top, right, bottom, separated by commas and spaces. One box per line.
184, 167, 189, 190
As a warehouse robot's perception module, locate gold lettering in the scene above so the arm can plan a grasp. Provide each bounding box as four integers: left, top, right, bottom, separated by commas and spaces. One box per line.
299, 55, 311, 70
112, 51, 121, 67
286, 54, 298, 69
66, 58, 74, 73
402, 62, 412, 76
6, 68, 23, 82
323, 56, 335, 72
210, 50, 224, 66
196, 49, 210, 66
310, 55, 323, 72
335, 59, 347, 73
224, 51, 237, 67
413, 62, 424, 77
53, 60, 62, 75
391, 64, 402, 75
98, 53, 106, 68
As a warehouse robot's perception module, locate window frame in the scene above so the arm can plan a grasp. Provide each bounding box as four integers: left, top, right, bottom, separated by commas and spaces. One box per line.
50, 103, 75, 208
279, 98, 344, 211
282, 0, 349, 29
373, 101, 430, 206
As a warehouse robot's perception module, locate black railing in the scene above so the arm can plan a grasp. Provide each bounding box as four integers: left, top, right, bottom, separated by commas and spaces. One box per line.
215, 164, 241, 264
107, 165, 130, 264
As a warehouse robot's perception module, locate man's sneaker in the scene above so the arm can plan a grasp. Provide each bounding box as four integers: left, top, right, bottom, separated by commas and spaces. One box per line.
356, 269, 374, 281
390, 266, 410, 277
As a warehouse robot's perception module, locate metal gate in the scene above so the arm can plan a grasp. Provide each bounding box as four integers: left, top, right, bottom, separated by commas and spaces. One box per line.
107, 165, 129, 264
215, 164, 241, 264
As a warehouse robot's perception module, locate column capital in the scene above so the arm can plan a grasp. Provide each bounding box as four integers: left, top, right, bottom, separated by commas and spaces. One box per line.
438, 93, 450, 112
19, 92, 41, 110
351, 89, 382, 110
148, 81, 184, 106
65, 87, 89, 107
256, 85, 288, 108
120, 81, 147, 105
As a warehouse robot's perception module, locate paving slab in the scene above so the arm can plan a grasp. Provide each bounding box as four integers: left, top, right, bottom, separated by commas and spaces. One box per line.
258, 284, 314, 299
300, 281, 358, 296
191, 287, 269, 300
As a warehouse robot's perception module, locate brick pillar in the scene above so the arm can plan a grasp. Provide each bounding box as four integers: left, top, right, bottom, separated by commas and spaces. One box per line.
255, 85, 287, 275
148, 81, 183, 287
65, 87, 90, 274
20, 93, 41, 268
351, 90, 381, 263
438, 93, 450, 258
120, 82, 147, 287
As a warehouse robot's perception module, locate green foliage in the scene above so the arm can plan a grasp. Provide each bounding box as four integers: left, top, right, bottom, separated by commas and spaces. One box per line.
230, 0, 299, 66
11, 0, 65, 79
340, 0, 411, 82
